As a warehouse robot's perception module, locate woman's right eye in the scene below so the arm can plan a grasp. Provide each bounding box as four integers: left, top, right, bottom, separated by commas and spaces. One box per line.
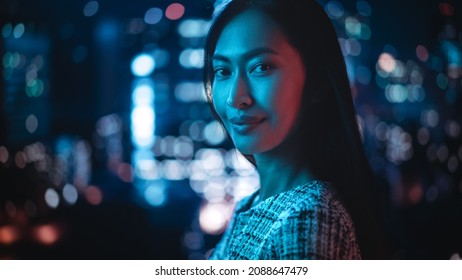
214, 68, 231, 78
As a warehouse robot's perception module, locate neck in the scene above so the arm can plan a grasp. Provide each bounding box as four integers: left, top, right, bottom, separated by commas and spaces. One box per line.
254, 152, 314, 202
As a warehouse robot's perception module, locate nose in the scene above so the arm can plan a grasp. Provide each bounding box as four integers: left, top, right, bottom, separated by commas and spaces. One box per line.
226, 74, 253, 109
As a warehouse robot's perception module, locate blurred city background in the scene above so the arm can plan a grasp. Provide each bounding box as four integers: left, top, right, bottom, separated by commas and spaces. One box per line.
0, 0, 461, 259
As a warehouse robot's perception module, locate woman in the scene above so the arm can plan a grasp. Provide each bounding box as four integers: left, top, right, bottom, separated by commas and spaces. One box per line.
203, 0, 388, 259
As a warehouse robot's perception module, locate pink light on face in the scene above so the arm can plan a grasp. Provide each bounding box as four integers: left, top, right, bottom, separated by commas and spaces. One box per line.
165, 3, 185, 20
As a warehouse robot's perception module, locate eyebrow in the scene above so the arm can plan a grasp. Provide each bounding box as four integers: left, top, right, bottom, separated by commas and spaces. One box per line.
212, 47, 279, 62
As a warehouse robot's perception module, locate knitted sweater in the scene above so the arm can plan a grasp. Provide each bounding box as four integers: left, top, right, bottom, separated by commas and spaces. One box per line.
209, 180, 361, 259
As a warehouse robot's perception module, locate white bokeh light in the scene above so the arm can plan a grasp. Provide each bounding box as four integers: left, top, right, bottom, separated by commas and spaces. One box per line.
131, 54, 155, 77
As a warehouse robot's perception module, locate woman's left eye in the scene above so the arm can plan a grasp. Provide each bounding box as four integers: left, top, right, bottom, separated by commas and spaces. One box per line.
251, 64, 273, 74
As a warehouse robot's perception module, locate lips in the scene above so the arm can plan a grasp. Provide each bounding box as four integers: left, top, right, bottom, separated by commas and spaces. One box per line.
228, 115, 266, 134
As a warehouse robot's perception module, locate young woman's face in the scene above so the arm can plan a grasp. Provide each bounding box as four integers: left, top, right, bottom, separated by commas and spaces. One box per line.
212, 9, 306, 155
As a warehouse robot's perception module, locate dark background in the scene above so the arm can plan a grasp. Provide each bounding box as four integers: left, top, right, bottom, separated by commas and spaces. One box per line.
0, 0, 461, 259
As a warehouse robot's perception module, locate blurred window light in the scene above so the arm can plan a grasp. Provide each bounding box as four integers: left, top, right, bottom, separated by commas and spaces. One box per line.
96, 20, 118, 42
178, 19, 210, 38
439, 3, 454, 17
85, 186, 103, 205
189, 120, 205, 142
202, 176, 227, 202
0, 146, 9, 164
131, 53, 155, 77
96, 114, 122, 137
436, 73, 448, 90
416, 45, 429, 62
196, 148, 225, 173
13, 23, 24, 39
442, 41, 461, 67
173, 136, 194, 160
179, 48, 204, 69
34, 224, 60, 245
431, 56, 443, 72
199, 202, 230, 235
160, 136, 176, 157
410, 69, 424, 85
166, 3, 185, 20
144, 7, 163, 24
407, 85, 425, 102
0, 226, 19, 245
325, 1, 344, 19
132, 83, 154, 106
421, 109, 439, 128
174, 82, 206, 103
63, 183, 78, 205
378, 52, 396, 73
417, 127, 430, 146
162, 159, 186, 180
187, 162, 208, 182
45, 188, 60, 208
385, 127, 413, 164
134, 158, 160, 180
345, 17, 361, 38
117, 162, 133, 183
391, 60, 406, 79
25, 114, 38, 133
360, 23, 371, 40
25, 79, 44, 97
356, 1, 372, 16
2, 23, 12, 38
83, 1, 99, 17
183, 231, 204, 250
437, 145, 449, 163
385, 84, 407, 103
144, 183, 166, 207
204, 120, 226, 146
131, 106, 155, 149
15, 151, 27, 168
346, 38, 361, 56
445, 120, 460, 138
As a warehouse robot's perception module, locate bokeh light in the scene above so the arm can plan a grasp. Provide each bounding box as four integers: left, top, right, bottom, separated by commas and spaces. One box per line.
83, 1, 99, 17
165, 3, 185, 20
131, 53, 155, 77
144, 7, 163, 24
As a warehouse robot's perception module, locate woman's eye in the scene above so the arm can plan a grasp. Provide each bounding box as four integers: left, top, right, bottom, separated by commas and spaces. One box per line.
214, 68, 231, 77
251, 64, 273, 74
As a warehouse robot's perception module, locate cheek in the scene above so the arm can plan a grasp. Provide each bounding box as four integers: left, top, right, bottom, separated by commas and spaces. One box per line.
211, 86, 228, 120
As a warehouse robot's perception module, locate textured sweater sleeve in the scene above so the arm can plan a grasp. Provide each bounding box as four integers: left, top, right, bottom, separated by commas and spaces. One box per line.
267, 200, 361, 259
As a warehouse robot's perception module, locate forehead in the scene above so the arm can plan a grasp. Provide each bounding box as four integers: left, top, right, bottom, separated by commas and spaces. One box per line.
214, 9, 288, 56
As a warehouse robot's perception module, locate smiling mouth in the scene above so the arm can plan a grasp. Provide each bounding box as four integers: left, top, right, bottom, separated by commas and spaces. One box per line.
229, 116, 266, 134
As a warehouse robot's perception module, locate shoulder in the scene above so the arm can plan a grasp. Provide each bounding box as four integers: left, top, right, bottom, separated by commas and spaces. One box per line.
267, 181, 361, 259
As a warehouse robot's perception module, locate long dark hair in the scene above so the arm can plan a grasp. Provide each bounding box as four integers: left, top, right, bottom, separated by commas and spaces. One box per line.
204, 0, 389, 259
